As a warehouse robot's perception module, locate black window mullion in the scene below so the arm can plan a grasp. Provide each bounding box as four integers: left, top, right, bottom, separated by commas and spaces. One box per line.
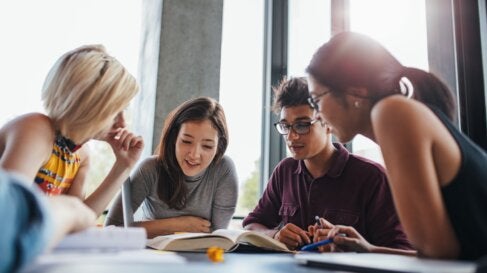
261, 0, 288, 193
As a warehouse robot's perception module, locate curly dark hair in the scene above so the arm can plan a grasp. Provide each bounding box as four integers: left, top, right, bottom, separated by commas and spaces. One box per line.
272, 76, 312, 115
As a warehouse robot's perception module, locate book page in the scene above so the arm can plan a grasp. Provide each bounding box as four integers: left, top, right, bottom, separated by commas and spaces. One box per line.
147, 229, 292, 252
212, 229, 291, 253
238, 232, 291, 252
147, 233, 209, 250
147, 232, 235, 251
212, 229, 248, 242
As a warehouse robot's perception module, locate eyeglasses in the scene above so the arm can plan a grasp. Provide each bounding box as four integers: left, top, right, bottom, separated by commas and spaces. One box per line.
273, 119, 318, 135
307, 91, 330, 111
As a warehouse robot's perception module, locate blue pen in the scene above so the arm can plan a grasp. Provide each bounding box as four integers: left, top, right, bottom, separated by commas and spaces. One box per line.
300, 233, 346, 252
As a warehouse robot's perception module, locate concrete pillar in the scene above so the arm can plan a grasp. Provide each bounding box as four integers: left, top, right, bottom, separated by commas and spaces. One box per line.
134, 0, 224, 157
133, 0, 162, 158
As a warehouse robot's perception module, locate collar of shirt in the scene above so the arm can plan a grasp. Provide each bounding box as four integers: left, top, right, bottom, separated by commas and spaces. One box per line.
295, 142, 350, 179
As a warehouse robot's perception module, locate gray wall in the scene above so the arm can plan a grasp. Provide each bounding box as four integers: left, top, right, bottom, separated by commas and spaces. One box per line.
134, 0, 224, 157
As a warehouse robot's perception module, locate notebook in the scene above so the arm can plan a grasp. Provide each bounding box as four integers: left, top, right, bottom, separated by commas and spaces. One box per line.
294, 253, 477, 273
54, 226, 147, 251
35, 249, 186, 265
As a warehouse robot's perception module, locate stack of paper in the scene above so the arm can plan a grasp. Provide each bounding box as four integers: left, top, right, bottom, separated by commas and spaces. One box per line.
54, 226, 147, 251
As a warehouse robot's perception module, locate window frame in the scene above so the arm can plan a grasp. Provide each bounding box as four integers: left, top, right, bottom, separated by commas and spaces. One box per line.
260, 0, 487, 195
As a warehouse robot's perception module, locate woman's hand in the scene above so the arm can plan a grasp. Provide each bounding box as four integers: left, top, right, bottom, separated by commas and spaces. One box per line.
326, 225, 375, 253
106, 128, 144, 169
308, 217, 334, 252
308, 217, 335, 241
172, 216, 212, 233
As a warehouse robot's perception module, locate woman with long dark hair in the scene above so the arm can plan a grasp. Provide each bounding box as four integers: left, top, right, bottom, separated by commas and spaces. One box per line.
106, 97, 238, 238
306, 32, 486, 260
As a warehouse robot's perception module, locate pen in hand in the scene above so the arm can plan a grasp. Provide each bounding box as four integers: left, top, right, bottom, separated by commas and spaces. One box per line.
315, 216, 322, 228
300, 233, 347, 252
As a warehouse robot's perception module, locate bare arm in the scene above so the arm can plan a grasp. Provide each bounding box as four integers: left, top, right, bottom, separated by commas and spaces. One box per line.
0, 114, 54, 182
371, 96, 460, 259
46, 195, 97, 250
135, 216, 211, 238
324, 224, 417, 256
77, 129, 144, 217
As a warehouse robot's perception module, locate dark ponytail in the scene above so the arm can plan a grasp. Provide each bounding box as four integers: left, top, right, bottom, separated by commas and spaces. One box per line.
402, 67, 456, 122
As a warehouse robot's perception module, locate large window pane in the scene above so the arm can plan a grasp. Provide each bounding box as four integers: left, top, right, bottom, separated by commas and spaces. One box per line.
286, 0, 331, 156
220, 0, 264, 224
288, 0, 331, 77
349, 0, 428, 165
0, 0, 141, 219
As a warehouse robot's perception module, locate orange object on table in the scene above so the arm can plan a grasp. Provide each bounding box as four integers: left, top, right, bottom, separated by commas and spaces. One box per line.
207, 246, 224, 263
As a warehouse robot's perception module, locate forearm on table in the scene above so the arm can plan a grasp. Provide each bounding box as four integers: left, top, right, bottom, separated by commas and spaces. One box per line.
370, 245, 418, 256
134, 218, 184, 238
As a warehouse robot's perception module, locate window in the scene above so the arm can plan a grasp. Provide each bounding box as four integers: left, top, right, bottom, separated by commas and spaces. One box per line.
348, 0, 428, 165
288, 0, 331, 77
283, 0, 428, 165
219, 0, 265, 224
0, 0, 141, 220
286, 0, 331, 157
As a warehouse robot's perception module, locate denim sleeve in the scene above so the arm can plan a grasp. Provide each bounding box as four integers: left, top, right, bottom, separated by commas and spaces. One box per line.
0, 171, 53, 273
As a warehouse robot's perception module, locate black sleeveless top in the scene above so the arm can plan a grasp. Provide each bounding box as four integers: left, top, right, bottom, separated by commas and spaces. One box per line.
431, 107, 487, 260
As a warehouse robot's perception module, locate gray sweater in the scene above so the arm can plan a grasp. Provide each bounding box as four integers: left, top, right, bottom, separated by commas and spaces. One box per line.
105, 155, 238, 230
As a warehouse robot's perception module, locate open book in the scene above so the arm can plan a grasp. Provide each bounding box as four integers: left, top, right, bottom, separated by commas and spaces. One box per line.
146, 229, 293, 253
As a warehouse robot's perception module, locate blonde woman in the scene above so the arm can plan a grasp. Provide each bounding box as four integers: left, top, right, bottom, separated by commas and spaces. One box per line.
0, 45, 144, 217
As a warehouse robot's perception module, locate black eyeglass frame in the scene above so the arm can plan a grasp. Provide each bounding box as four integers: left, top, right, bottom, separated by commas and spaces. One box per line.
273, 119, 319, 135
307, 91, 330, 111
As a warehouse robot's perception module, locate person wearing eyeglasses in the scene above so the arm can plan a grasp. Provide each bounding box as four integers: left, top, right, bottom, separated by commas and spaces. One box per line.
306, 32, 487, 260
242, 77, 413, 253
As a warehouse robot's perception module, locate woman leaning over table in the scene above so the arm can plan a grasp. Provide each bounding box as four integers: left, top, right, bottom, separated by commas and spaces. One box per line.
105, 97, 238, 238
306, 31, 487, 260
0, 44, 144, 217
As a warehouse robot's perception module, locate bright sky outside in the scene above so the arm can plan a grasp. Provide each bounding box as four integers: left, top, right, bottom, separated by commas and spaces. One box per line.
0, 0, 141, 126
0, 0, 427, 184
0, 0, 262, 187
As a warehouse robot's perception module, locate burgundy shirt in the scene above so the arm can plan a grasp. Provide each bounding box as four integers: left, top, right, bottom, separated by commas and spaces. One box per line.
243, 143, 412, 249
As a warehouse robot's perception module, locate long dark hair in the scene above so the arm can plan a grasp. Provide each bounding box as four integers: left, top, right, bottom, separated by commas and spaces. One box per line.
306, 31, 455, 121
155, 97, 229, 209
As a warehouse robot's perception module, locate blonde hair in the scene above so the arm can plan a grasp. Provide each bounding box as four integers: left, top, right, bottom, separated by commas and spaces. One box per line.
42, 44, 139, 143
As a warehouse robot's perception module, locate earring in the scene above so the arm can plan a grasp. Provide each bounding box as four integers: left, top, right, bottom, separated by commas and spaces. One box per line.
354, 101, 360, 108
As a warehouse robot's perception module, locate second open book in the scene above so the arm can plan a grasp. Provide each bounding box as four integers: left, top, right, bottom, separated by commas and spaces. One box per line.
147, 229, 293, 253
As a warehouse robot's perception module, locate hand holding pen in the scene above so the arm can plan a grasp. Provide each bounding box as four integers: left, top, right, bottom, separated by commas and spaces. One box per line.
307, 223, 375, 253
274, 222, 311, 250
325, 225, 375, 253
300, 233, 347, 251
308, 216, 334, 241
304, 216, 336, 252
